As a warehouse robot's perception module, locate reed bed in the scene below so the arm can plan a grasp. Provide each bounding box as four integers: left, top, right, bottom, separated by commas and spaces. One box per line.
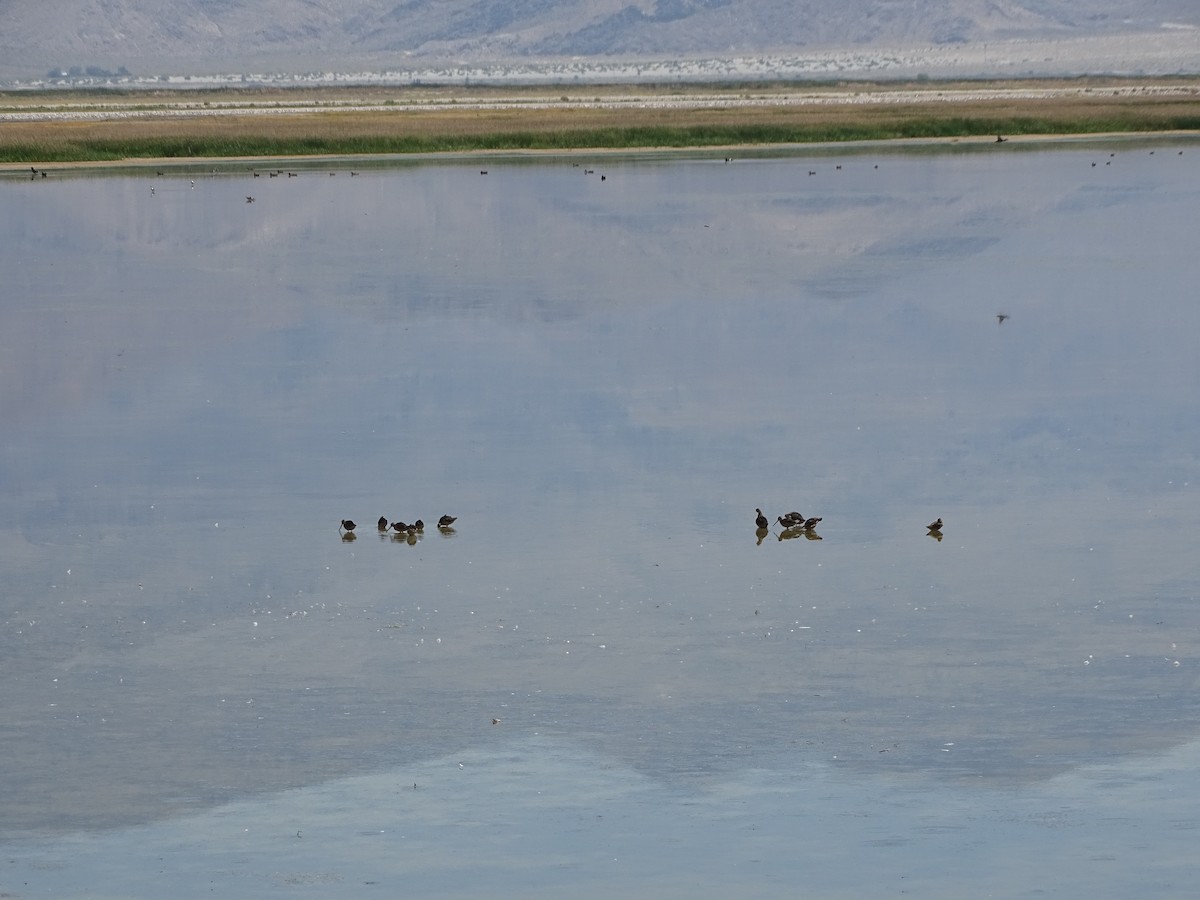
3, 82, 1198, 163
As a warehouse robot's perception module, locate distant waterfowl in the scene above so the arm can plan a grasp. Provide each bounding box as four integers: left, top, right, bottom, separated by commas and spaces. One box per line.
438, 515, 457, 528
339, 519, 357, 533
390, 521, 408, 533
755, 509, 769, 530
995, 135, 1007, 143
802, 516, 822, 531
245, 196, 255, 203
927, 518, 943, 532
996, 313, 1009, 324
413, 519, 424, 532
377, 517, 389, 532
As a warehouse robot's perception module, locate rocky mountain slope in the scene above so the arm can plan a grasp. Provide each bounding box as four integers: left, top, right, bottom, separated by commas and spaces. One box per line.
1, 0, 1197, 81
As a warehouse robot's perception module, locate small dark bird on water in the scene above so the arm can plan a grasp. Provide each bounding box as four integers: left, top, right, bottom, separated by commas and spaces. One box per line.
755, 509, 769, 530
927, 518, 943, 532
413, 519, 425, 531
995, 135, 1008, 143
340, 519, 356, 533
997, 313, 1009, 324
802, 516, 822, 530
245, 196, 255, 203
390, 521, 408, 533
438, 515, 457, 528
377, 517, 389, 532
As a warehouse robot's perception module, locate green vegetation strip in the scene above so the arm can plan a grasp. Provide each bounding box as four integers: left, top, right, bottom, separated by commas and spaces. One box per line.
4, 115, 1200, 163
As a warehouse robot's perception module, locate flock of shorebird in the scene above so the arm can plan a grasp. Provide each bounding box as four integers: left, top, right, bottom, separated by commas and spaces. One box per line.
756, 508, 945, 542
338, 515, 457, 541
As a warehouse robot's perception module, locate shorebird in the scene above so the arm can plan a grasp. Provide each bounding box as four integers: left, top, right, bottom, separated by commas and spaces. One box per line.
777, 512, 804, 529
339, 519, 356, 533
245, 196, 255, 203
413, 520, 424, 532
438, 515, 457, 528
995, 135, 1008, 143
997, 313, 1009, 324
927, 518, 943, 532
802, 516, 822, 531
390, 521, 408, 533
377, 517, 389, 532
755, 509, 769, 530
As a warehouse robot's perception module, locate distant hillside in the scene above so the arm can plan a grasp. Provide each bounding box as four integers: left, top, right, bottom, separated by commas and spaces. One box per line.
1, 0, 1198, 82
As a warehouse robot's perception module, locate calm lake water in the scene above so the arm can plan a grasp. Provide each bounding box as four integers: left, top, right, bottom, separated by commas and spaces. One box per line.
2, 138, 1199, 897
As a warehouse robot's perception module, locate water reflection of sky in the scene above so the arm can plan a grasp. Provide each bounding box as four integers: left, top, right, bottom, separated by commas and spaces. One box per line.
2, 141, 1199, 891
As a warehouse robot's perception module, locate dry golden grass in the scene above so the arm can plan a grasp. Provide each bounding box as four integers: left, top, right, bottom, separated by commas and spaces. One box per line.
2, 78, 1198, 163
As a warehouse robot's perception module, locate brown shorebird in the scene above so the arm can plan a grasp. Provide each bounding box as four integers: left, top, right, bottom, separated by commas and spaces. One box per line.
802, 516, 822, 531
755, 509, 769, 530
438, 515, 457, 528
997, 313, 1009, 324
377, 517, 389, 532
339, 519, 356, 533
390, 521, 408, 533
927, 518, 943, 532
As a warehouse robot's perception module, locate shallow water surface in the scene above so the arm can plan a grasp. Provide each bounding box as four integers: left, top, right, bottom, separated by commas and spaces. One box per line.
2, 140, 1199, 895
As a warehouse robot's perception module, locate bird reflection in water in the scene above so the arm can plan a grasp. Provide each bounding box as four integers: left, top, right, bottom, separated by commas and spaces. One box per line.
927, 518, 944, 541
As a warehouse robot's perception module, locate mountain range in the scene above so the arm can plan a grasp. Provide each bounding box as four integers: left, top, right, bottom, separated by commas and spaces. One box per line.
1, 0, 1198, 83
